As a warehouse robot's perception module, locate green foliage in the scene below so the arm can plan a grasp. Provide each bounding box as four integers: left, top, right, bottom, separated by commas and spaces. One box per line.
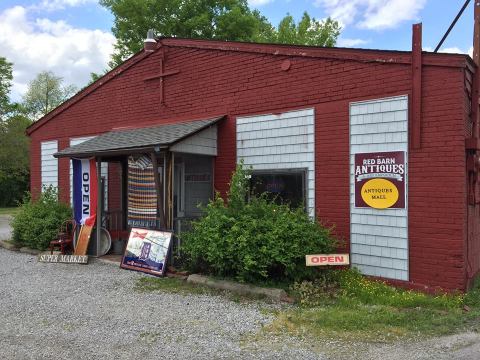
181, 162, 336, 283
0, 57, 13, 121
101, 0, 272, 67
89, 71, 107, 85
290, 271, 341, 307
22, 71, 77, 120
270, 13, 340, 47
12, 186, 72, 250
464, 275, 480, 308
0, 57, 30, 206
100, 0, 340, 68
0, 114, 31, 206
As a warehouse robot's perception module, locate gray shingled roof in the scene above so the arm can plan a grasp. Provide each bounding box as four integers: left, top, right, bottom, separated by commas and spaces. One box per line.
54, 117, 222, 158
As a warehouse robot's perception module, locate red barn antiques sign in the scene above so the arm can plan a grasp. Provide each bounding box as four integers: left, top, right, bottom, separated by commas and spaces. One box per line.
306, 254, 350, 266
354, 151, 406, 209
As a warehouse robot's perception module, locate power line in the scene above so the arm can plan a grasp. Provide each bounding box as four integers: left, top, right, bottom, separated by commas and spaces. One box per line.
434, 0, 471, 52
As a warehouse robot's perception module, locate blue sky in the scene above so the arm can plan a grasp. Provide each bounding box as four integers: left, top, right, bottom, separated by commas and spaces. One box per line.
0, 0, 475, 101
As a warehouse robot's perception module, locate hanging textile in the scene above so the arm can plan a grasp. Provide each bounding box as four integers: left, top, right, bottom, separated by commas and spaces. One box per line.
127, 155, 158, 228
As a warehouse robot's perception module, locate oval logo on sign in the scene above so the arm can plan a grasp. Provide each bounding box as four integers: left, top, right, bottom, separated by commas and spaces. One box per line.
361, 178, 399, 209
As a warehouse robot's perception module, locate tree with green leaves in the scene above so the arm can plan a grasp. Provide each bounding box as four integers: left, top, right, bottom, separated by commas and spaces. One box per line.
100, 0, 273, 67
0, 57, 31, 206
100, 0, 340, 68
0, 57, 13, 121
22, 71, 77, 120
0, 114, 32, 206
271, 13, 340, 47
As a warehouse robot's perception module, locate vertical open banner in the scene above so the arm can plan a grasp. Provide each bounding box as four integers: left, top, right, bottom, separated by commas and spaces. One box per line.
72, 158, 98, 226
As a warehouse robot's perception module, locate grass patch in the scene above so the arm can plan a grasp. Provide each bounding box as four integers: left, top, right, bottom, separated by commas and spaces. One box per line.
266, 269, 480, 342
135, 277, 215, 295
0, 207, 20, 216
135, 276, 274, 303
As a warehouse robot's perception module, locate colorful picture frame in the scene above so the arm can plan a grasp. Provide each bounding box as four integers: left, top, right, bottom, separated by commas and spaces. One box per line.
120, 228, 172, 276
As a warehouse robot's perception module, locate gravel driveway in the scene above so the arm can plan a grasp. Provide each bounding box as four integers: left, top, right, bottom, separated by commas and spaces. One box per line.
0, 215, 12, 240
1, 248, 480, 360
0, 248, 320, 359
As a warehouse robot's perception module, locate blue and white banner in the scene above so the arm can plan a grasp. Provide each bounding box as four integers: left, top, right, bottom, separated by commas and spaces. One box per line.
72, 158, 98, 226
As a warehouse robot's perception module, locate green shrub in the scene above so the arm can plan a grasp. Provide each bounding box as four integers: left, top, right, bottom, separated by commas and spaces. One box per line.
181, 162, 337, 283
12, 186, 72, 250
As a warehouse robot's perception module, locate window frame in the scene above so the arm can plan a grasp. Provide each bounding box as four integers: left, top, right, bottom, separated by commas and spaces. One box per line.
249, 168, 308, 211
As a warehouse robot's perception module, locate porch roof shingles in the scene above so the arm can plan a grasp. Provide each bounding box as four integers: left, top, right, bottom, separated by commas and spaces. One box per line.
54, 117, 222, 158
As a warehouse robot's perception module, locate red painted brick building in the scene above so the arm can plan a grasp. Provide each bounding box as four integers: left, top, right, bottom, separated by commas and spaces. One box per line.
26, 31, 480, 292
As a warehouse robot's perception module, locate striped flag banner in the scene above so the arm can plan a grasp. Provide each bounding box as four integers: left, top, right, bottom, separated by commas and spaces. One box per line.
72, 158, 98, 226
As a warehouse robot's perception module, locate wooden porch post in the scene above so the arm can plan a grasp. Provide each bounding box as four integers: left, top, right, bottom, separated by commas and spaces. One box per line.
150, 152, 166, 230
166, 151, 174, 231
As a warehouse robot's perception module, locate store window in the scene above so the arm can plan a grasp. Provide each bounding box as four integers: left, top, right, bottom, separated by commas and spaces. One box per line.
250, 170, 306, 209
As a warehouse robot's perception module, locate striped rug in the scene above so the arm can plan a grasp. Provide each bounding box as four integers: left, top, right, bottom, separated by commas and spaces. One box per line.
127, 155, 157, 228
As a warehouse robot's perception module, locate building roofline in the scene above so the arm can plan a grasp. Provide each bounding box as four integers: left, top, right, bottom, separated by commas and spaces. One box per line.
26, 37, 475, 136
160, 37, 474, 68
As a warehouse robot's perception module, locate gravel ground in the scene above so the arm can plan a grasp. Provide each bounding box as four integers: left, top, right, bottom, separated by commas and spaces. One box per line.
1, 247, 480, 360
0, 248, 321, 359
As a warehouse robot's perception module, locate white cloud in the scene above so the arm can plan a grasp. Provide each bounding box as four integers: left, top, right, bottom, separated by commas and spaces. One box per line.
248, 0, 274, 7
337, 37, 369, 47
0, 6, 116, 101
37, 0, 98, 11
424, 46, 473, 57
315, 0, 427, 30
440, 46, 474, 57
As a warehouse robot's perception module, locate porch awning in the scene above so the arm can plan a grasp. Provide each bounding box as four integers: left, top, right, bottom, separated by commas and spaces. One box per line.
54, 116, 223, 158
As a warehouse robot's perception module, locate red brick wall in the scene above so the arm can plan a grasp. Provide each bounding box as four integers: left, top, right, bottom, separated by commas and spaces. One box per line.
315, 100, 350, 252
28, 44, 471, 290
408, 66, 467, 290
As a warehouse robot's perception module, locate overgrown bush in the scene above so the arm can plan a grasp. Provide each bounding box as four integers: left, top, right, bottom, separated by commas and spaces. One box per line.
12, 186, 72, 250
181, 162, 337, 283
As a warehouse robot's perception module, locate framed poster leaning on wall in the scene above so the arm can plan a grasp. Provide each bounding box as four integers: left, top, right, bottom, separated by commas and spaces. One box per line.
120, 228, 172, 276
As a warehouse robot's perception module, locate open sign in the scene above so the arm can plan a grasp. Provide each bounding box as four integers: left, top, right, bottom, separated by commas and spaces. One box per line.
305, 254, 350, 266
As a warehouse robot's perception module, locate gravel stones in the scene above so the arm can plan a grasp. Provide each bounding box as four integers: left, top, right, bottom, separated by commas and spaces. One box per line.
2, 248, 480, 360
0, 248, 321, 359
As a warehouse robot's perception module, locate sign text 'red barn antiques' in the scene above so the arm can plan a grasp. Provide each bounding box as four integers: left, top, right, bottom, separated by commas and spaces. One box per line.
354, 151, 406, 209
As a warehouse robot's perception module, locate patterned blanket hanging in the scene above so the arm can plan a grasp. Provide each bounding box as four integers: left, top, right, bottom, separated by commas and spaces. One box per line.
127, 155, 157, 228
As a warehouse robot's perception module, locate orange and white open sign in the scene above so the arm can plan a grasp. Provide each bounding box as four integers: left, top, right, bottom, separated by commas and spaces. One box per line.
305, 254, 350, 266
